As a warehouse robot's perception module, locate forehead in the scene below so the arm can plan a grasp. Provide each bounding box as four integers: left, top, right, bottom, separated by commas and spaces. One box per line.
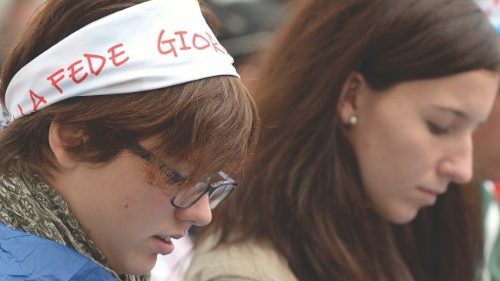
372, 70, 499, 122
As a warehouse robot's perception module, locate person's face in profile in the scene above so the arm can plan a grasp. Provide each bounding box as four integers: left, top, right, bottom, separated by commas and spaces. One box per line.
341, 70, 499, 224
49, 133, 213, 275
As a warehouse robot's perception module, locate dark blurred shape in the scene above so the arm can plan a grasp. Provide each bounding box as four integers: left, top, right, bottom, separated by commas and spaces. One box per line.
205, 0, 288, 64
0, 0, 43, 128
203, 0, 288, 91
0, 0, 43, 67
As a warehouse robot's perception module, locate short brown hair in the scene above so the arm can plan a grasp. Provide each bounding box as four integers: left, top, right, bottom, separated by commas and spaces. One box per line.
0, 0, 258, 181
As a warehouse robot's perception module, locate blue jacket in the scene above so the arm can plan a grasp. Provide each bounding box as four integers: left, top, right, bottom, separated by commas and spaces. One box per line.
0, 223, 116, 281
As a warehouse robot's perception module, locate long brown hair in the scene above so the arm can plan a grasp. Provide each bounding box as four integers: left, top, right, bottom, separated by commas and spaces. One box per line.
200, 0, 500, 280
0, 0, 258, 182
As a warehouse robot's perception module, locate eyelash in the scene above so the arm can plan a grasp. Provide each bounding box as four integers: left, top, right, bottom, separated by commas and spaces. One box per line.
426, 121, 450, 135
157, 164, 187, 186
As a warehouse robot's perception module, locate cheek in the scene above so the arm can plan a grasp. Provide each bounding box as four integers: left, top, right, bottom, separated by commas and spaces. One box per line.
103, 158, 172, 212
121, 186, 173, 222
353, 122, 437, 223
94, 167, 173, 233
353, 114, 434, 191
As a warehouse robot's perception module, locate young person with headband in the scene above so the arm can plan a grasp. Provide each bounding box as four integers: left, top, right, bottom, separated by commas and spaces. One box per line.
185, 0, 500, 281
0, 0, 258, 280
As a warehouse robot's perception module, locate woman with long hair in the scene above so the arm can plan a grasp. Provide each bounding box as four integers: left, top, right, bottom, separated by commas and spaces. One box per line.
185, 0, 500, 280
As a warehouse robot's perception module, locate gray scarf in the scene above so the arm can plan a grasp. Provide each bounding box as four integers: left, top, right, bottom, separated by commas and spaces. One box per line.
0, 174, 149, 281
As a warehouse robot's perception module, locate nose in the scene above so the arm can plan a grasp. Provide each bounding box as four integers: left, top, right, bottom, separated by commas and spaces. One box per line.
174, 194, 212, 226
437, 137, 473, 184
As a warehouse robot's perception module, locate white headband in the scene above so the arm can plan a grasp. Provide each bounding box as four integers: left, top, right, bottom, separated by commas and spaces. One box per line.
476, 0, 500, 33
5, 0, 239, 120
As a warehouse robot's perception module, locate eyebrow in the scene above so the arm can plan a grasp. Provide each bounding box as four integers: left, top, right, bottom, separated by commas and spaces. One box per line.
127, 142, 189, 179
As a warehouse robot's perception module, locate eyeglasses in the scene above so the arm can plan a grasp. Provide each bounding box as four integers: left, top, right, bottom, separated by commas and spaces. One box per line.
127, 142, 238, 209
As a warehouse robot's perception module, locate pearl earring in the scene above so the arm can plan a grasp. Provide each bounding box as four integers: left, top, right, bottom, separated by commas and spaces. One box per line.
347, 115, 358, 127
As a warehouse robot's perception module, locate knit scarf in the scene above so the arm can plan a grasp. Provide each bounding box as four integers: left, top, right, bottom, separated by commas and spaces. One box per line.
0, 173, 149, 281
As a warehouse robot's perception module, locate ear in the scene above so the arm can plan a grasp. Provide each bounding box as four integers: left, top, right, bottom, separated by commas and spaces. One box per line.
338, 71, 365, 124
48, 121, 88, 169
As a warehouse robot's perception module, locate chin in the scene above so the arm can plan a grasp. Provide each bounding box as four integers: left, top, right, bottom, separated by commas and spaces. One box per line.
115, 255, 158, 276
383, 208, 419, 225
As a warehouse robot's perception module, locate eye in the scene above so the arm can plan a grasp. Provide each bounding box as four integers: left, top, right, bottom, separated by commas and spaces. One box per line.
161, 168, 187, 186
426, 121, 450, 135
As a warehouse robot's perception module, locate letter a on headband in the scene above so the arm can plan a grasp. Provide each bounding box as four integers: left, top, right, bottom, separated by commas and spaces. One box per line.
5, 0, 239, 120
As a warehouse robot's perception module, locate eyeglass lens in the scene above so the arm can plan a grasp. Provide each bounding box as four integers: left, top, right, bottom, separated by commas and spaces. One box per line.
172, 182, 235, 209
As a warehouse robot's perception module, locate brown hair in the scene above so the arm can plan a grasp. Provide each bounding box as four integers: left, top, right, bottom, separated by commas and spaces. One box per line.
0, 0, 258, 182
200, 0, 500, 281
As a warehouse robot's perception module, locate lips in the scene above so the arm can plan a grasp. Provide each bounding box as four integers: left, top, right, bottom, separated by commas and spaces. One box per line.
153, 235, 175, 255
417, 186, 446, 205
419, 186, 446, 196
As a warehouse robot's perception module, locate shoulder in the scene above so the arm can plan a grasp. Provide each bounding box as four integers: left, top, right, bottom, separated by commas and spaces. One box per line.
185, 235, 298, 281
0, 224, 116, 281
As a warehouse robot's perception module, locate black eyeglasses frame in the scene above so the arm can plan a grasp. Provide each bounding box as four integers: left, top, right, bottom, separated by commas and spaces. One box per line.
126, 142, 237, 209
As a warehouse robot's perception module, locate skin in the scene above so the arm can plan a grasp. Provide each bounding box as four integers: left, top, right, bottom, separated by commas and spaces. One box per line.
473, 94, 500, 181
47, 129, 212, 274
340, 69, 499, 224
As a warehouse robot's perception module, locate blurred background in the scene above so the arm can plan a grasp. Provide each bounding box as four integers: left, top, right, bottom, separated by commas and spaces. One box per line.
206, 0, 289, 88
0, 0, 44, 66
0, 0, 44, 127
